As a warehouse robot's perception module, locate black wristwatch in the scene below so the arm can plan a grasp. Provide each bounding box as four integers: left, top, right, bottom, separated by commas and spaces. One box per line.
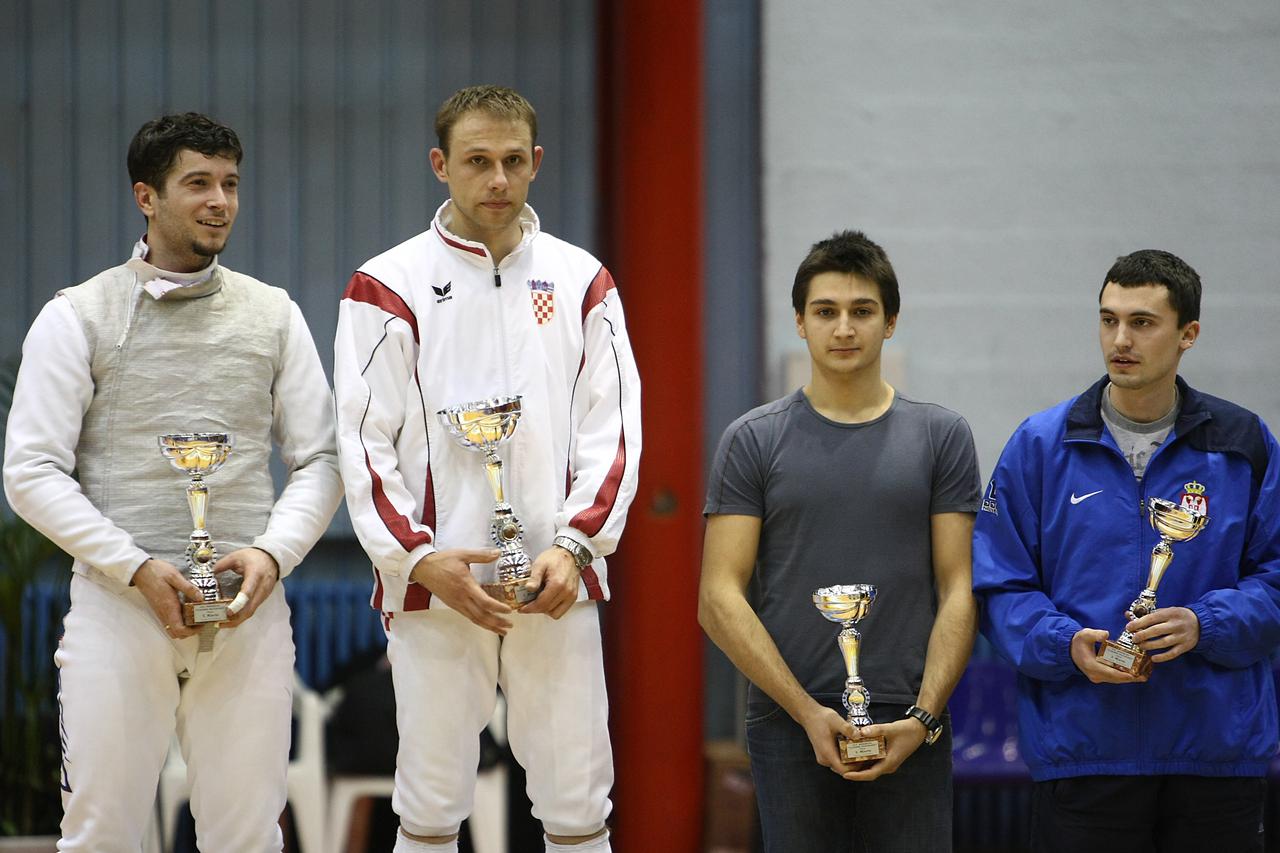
905, 705, 943, 746
552, 535, 593, 569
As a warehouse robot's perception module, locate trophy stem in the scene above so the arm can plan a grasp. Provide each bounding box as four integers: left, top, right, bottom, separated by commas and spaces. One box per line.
837, 624, 873, 728
483, 452, 506, 503
1146, 540, 1174, 593
837, 625, 861, 680
187, 476, 209, 534
1114, 589, 1158, 649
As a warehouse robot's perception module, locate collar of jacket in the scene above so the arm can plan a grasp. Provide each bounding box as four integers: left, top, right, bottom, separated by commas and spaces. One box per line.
124, 257, 223, 301
1066, 374, 1269, 488
430, 199, 540, 268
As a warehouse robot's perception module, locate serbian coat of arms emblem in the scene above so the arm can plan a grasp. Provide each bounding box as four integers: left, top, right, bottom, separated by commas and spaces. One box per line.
1179, 480, 1208, 516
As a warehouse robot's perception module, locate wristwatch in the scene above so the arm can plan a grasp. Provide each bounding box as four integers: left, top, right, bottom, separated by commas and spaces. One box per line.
552, 535, 593, 569
905, 705, 944, 746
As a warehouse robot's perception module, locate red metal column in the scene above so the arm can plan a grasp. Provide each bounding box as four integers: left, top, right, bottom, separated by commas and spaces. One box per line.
597, 1, 705, 850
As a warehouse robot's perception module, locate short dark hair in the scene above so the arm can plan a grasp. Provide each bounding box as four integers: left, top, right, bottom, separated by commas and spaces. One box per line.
791, 230, 900, 318
1101, 249, 1201, 326
435, 85, 538, 154
127, 112, 242, 192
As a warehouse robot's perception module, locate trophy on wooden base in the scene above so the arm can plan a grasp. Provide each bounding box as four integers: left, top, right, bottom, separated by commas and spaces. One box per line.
438, 396, 540, 606
1097, 494, 1209, 677
813, 584, 888, 763
159, 433, 237, 649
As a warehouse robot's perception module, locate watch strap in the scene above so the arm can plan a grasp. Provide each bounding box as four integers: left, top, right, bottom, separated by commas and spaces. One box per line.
905, 705, 943, 745
552, 535, 593, 569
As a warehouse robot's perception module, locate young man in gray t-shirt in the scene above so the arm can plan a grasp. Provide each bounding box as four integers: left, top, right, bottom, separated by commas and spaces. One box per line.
699, 230, 980, 853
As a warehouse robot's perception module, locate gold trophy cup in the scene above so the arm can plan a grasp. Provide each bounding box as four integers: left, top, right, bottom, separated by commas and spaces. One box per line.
813, 584, 888, 763
438, 397, 540, 606
158, 433, 236, 645
1097, 496, 1209, 676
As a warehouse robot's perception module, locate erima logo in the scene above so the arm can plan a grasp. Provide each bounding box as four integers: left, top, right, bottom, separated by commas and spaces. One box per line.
1070, 490, 1103, 505
432, 282, 452, 303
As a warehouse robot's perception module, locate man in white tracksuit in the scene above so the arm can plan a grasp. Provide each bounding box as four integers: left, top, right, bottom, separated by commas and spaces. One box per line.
334, 86, 642, 853
2, 112, 342, 852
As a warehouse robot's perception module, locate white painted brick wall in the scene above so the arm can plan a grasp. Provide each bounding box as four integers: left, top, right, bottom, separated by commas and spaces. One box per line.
763, 1, 1280, 475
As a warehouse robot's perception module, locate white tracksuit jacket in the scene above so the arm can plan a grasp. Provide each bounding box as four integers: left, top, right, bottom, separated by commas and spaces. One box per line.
334, 202, 642, 613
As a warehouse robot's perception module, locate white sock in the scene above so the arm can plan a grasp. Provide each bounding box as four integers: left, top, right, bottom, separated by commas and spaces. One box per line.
394, 829, 459, 853
545, 829, 611, 852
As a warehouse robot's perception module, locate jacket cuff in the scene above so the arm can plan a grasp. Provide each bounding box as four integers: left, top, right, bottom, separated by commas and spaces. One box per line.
1187, 600, 1215, 655
1056, 620, 1083, 678
251, 538, 296, 579
399, 542, 438, 580
554, 526, 595, 557
117, 550, 154, 586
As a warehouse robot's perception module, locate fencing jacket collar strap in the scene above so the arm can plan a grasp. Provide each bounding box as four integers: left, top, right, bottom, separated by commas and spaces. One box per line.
431, 200, 540, 267
126, 235, 222, 300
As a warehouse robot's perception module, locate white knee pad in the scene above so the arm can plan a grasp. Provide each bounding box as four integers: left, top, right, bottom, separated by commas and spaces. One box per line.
394, 828, 459, 853
545, 829, 611, 852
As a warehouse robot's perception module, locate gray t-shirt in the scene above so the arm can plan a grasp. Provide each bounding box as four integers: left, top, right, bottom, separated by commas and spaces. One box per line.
704, 388, 981, 713
1100, 383, 1179, 481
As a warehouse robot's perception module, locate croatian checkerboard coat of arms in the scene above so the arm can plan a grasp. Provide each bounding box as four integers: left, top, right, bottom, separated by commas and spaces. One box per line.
529, 279, 555, 325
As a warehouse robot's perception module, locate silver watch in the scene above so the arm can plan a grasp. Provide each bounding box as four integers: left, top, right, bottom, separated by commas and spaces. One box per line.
552, 535, 593, 568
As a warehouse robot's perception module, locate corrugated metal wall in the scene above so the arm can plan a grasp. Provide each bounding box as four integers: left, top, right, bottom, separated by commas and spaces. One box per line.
0, 0, 598, 369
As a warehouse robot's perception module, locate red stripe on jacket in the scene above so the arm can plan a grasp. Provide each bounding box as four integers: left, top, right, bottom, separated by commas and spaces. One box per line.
569, 265, 626, 538
570, 428, 627, 537
434, 223, 488, 257
581, 266, 614, 322
363, 447, 433, 553
343, 272, 420, 344
402, 465, 437, 611
582, 566, 603, 600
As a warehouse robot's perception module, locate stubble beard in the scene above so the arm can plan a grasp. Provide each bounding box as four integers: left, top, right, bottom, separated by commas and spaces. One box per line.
191, 234, 227, 260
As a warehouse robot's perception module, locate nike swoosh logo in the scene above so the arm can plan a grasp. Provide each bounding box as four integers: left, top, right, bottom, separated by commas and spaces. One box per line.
1070, 490, 1103, 505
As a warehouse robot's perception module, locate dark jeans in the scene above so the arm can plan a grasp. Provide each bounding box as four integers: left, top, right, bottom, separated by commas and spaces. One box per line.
746, 699, 953, 853
1031, 775, 1266, 853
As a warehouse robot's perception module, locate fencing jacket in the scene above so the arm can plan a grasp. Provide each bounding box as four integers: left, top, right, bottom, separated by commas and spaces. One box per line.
3, 252, 342, 588
334, 201, 642, 614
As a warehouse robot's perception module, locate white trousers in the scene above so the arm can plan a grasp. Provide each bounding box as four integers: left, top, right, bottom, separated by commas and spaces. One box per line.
387, 603, 613, 838
54, 572, 295, 852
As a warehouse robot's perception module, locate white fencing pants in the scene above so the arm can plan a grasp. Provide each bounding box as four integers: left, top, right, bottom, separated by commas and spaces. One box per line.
54, 572, 294, 852
387, 602, 613, 838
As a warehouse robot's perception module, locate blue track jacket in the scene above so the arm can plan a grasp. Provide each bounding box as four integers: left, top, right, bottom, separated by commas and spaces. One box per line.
974, 376, 1280, 781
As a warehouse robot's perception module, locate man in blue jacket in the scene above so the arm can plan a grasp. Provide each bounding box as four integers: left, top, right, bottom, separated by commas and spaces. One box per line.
973, 249, 1280, 852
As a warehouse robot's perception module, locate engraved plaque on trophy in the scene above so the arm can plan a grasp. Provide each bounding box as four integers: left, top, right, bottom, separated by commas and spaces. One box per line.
1096, 495, 1209, 677
158, 433, 235, 640
813, 584, 888, 763
438, 396, 540, 606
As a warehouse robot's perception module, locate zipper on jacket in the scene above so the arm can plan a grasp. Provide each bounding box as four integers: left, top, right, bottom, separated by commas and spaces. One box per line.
493, 265, 513, 393
492, 261, 517, 500
116, 282, 145, 349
